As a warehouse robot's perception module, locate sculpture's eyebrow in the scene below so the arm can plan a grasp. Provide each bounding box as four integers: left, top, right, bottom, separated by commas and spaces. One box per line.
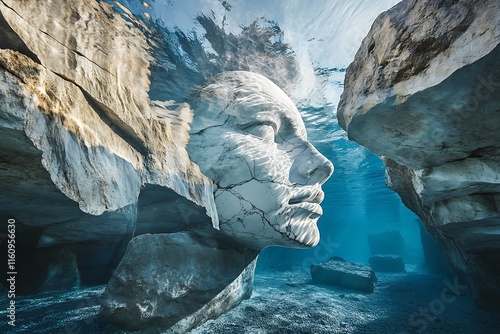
274, 107, 308, 140
239, 120, 278, 135
234, 98, 306, 138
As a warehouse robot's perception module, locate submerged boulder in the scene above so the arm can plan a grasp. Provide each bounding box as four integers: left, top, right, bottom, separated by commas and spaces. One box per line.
100, 233, 258, 333
369, 255, 405, 273
338, 0, 500, 307
310, 259, 376, 293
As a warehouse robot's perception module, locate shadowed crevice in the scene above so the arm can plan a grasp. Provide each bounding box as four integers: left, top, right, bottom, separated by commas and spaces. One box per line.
52, 71, 149, 157
0, 7, 40, 64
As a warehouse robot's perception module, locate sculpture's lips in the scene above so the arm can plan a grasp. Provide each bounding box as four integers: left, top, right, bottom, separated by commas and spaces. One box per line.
288, 188, 324, 219
292, 202, 323, 219
288, 188, 324, 205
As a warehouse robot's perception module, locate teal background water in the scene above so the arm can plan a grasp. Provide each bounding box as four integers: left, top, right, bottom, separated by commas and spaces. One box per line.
258, 106, 424, 270
109, 0, 426, 271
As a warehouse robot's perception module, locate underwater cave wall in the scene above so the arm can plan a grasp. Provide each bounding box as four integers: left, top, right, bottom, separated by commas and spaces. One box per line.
338, 0, 500, 308
0, 0, 217, 293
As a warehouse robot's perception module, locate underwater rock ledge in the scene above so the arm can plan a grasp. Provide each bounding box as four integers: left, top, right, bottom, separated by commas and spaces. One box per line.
0, 1, 252, 332
338, 0, 500, 308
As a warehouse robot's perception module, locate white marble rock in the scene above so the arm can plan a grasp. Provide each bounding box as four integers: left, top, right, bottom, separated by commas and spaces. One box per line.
100, 233, 258, 333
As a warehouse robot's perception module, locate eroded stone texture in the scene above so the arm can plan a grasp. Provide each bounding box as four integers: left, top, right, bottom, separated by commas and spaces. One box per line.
0, 0, 217, 294
100, 233, 258, 333
0, 0, 216, 219
338, 0, 500, 308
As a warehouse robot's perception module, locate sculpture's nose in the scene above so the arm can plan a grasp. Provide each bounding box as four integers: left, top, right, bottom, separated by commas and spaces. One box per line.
297, 144, 334, 185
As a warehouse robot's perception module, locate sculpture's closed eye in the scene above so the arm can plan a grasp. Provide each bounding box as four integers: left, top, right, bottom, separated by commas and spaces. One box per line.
240, 121, 278, 142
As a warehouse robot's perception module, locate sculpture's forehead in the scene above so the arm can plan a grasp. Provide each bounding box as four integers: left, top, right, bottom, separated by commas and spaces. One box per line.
193, 71, 307, 138
229, 76, 297, 111
233, 92, 301, 123
226, 80, 305, 131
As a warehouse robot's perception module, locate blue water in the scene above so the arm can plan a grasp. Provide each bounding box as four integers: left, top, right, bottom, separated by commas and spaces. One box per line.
258, 105, 424, 271
119, 0, 425, 271
1, 2, 492, 333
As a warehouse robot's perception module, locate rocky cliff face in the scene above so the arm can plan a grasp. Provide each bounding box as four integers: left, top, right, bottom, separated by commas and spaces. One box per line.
338, 0, 500, 308
0, 0, 218, 221
0, 0, 256, 332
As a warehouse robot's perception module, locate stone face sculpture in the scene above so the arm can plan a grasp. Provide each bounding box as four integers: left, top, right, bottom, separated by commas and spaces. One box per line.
101, 71, 333, 332
187, 71, 334, 250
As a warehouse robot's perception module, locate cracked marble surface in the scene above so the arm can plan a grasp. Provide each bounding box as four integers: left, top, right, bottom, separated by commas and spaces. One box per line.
187, 71, 334, 250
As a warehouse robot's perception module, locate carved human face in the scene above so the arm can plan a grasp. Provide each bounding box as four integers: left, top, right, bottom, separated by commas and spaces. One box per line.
187, 71, 333, 250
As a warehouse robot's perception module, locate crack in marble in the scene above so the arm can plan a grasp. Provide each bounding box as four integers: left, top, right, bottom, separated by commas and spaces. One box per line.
0, 0, 115, 77
187, 71, 333, 249
190, 114, 231, 136
51, 71, 147, 156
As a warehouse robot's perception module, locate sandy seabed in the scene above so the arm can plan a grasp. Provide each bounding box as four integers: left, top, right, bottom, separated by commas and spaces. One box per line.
193, 266, 500, 334
1, 266, 499, 333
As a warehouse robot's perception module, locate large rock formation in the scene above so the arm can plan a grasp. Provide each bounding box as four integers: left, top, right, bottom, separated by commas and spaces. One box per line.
0, 0, 250, 332
310, 258, 376, 292
338, 0, 500, 308
0, 0, 217, 289
100, 233, 258, 333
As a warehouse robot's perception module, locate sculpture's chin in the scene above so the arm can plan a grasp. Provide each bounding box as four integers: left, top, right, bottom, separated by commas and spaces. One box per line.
219, 219, 321, 250
290, 219, 321, 248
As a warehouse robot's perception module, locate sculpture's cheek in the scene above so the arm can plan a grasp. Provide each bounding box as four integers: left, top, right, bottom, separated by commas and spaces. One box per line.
213, 175, 321, 249
217, 134, 295, 185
